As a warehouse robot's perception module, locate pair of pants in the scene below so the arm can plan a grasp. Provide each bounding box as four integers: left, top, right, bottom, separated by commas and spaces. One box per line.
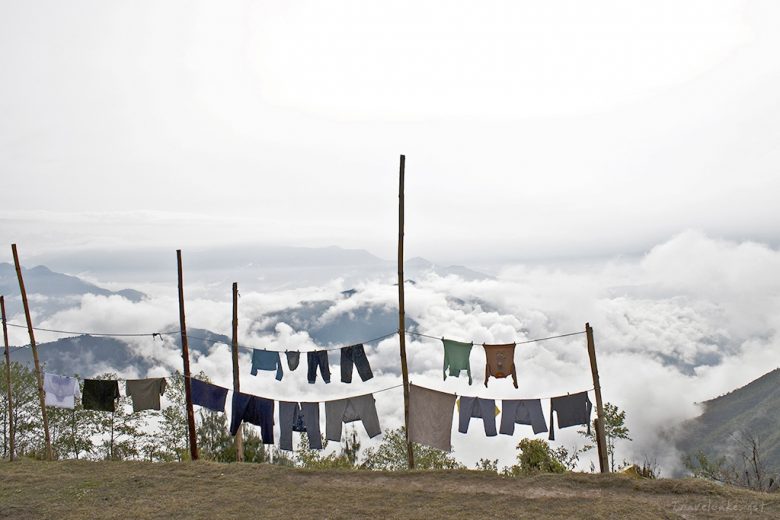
325, 394, 381, 441
500, 399, 548, 435
458, 396, 497, 436
279, 401, 322, 451
307, 350, 331, 384
340, 344, 373, 383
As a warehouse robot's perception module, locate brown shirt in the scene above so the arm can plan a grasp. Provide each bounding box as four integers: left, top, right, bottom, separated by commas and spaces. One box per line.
483, 343, 518, 388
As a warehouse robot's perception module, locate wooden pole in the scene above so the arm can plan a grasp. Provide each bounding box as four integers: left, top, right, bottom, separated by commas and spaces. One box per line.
397, 154, 415, 469
177, 250, 198, 461
11, 244, 52, 461
586, 322, 609, 473
1, 296, 15, 461
231, 282, 243, 462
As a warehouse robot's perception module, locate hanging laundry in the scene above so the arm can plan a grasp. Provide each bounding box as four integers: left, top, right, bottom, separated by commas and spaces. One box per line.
125, 378, 167, 412
500, 399, 547, 435
191, 378, 229, 413
307, 350, 331, 384
457, 396, 498, 436
325, 393, 381, 441
442, 339, 473, 384
286, 351, 301, 371
340, 343, 374, 383
230, 391, 274, 443
82, 379, 120, 412
483, 343, 518, 388
251, 349, 283, 381
408, 384, 456, 452
279, 401, 322, 451
43, 373, 80, 409
548, 391, 592, 441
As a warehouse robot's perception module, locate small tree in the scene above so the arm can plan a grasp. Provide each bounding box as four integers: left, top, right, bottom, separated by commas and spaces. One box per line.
579, 402, 631, 472
505, 438, 567, 475
360, 427, 463, 471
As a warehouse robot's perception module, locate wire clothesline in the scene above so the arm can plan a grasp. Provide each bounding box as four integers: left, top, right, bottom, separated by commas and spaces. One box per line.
410, 382, 597, 401
405, 329, 586, 345
4, 321, 586, 353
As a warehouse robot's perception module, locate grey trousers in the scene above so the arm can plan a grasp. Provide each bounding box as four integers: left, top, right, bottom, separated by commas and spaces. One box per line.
325, 393, 381, 441
279, 401, 322, 451
499, 399, 548, 435
458, 396, 497, 436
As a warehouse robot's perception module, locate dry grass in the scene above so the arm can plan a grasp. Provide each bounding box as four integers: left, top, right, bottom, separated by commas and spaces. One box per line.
1, 459, 779, 519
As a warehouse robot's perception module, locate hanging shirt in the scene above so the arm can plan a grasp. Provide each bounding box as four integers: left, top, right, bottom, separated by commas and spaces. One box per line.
43, 373, 80, 409
286, 351, 301, 371
500, 399, 548, 435
82, 379, 120, 412
340, 343, 374, 383
230, 391, 275, 443
251, 349, 283, 381
279, 401, 322, 451
483, 343, 518, 388
191, 378, 229, 413
408, 384, 456, 452
442, 339, 473, 384
325, 393, 381, 441
548, 391, 592, 441
125, 378, 167, 412
457, 396, 498, 436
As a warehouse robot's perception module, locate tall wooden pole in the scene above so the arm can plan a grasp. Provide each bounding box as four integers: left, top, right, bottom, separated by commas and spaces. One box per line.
586, 322, 609, 473
397, 154, 415, 469
231, 282, 243, 462
177, 250, 198, 461
11, 245, 52, 461
1, 296, 15, 461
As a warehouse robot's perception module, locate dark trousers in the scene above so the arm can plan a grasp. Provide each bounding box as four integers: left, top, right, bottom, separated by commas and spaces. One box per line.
340, 344, 374, 383
307, 350, 331, 384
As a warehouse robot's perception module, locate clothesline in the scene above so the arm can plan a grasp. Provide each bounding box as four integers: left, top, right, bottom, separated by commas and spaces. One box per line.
410, 381, 596, 401
405, 329, 586, 345
4, 322, 176, 338
186, 330, 400, 354
2, 322, 400, 353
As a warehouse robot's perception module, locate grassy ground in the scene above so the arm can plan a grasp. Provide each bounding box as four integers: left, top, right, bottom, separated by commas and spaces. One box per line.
1, 459, 779, 519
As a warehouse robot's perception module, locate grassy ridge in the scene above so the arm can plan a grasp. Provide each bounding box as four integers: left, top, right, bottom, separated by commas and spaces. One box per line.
1, 459, 779, 519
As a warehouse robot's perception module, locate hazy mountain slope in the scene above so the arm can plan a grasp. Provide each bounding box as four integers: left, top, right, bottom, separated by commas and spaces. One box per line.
8, 328, 230, 377
676, 368, 780, 469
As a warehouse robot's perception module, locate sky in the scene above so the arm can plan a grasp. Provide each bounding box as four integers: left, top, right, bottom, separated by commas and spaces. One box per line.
1, 1, 780, 474
1, 0, 779, 263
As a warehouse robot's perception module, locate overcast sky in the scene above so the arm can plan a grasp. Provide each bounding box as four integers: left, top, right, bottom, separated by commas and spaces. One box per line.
1, 0, 779, 263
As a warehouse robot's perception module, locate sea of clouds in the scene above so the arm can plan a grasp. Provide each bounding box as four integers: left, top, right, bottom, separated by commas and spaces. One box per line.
5, 230, 779, 475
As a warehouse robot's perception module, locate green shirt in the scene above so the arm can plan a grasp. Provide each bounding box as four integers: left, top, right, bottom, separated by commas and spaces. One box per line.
442, 339, 473, 384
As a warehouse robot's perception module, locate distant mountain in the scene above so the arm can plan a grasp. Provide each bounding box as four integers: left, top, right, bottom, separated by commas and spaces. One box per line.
675, 368, 780, 471
0, 262, 146, 318
8, 328, 231, 377
404, 257, 493, 281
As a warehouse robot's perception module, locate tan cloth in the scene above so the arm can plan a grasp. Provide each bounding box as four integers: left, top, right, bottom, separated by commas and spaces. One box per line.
483, 343, 518, 388
125, 378, 167, 412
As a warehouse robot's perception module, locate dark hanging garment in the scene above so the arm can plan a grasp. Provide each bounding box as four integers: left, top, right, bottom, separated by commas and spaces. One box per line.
190, 378, 229, 413
548, 391, 592, 441
286, 351, 301, 371
230, 391, 275, 443
82, 379, 120, 412
340, 343, 374, 383
306, 350, 331, 384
